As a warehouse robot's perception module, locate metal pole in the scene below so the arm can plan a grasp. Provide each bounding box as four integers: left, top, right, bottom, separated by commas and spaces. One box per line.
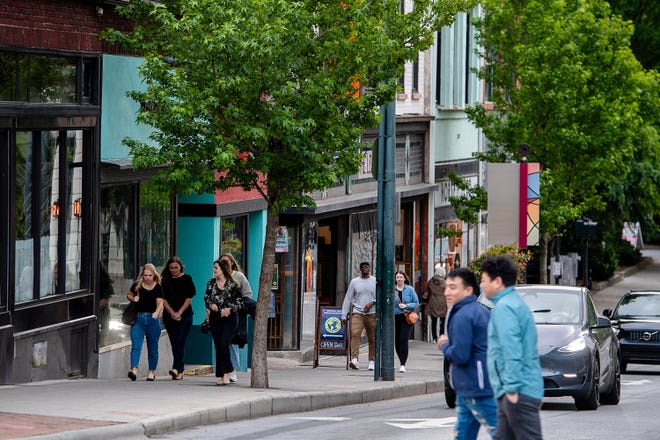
375, 100, 396, 381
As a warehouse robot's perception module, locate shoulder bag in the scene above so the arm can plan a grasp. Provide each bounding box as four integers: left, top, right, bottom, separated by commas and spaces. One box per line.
404, 310, 420, 325
121, 301, 139, 325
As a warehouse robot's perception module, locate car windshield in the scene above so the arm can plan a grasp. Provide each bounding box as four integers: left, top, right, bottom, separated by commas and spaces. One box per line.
519, 290, 581, 324
616, 294, 660, 318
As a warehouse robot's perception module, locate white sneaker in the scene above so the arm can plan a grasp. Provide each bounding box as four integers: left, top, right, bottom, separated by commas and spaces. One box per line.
399, 365, 406, 373
229, 371, 238, 383
368, 361, 375, 371
349, 358, 359, 370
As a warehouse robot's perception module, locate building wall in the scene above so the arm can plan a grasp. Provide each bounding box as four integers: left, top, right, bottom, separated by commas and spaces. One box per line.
0, 0, 129, 53
101, 55, 153, 160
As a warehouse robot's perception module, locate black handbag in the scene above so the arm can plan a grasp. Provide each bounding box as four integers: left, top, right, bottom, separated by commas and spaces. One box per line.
200, 319, 211, 334
121, 301, 138, 325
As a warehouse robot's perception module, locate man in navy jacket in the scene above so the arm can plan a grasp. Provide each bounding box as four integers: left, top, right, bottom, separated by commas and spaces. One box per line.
439, 268, 497, 439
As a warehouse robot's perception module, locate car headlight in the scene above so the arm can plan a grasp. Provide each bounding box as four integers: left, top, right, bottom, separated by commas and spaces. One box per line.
558, 338, 586, 353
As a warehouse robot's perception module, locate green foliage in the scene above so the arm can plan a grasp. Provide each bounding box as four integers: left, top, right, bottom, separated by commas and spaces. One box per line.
589, 240, 619, 281
468, 0, 658, 239
469, 243, 531, 284
617, 239, 642, 266
446, 169, 487, 224
607, 0, 660, 71
102, 0, 473, 211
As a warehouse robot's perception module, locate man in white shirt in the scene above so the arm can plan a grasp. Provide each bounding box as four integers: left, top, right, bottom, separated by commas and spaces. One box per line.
341, 261, 377, 370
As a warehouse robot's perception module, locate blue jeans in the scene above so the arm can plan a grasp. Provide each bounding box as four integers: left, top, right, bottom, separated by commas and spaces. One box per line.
230, 344, 241, 371
130, 312, 162, 371
455, 394, 498, 440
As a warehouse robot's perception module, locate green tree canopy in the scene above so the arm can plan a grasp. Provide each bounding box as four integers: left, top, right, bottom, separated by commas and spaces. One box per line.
103, 0, 471, 387
466, 0, 658, 281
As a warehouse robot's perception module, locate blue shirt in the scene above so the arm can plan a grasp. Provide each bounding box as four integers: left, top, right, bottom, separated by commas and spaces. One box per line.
487, 286, 544, 400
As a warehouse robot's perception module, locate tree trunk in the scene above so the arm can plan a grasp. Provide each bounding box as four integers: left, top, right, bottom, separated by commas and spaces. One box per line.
539, 233, 548, 284
250, 208, 279, 388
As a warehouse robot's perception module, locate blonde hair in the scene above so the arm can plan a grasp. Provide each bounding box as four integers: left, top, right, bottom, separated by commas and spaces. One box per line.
136, 263, 161, 290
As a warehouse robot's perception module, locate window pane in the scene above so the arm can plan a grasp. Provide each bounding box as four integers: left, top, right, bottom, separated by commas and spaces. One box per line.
29, 55, 76, 104
15, 132, 35, 303
0, 53, 16, 101
139, 182, 171, 272
221, 216, 246, 270
64, 130, 83, 292
40, 131, 59, 297
100, 185, 135, 346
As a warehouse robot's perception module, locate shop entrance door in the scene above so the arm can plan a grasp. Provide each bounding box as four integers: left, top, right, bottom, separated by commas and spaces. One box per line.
267, 225, 300, 350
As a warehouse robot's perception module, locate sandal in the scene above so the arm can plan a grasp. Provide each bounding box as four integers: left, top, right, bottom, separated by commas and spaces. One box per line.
169, 369, 178, 380
127, 368, 137, 381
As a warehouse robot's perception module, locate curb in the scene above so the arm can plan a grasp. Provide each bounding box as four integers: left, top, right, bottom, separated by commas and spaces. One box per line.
22, 379, 443, 440
592, 256, 652, 292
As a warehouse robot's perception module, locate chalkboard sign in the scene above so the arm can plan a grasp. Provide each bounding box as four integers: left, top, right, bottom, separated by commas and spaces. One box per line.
313, 305, 348, 368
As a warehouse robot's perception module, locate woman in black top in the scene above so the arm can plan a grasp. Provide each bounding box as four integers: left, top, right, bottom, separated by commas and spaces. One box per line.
161, 256, 196, 380
204, 258, 243, 385
126, 263, 164, 381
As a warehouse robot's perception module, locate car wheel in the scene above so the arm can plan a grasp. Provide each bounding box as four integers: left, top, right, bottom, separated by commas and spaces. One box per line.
444, 359, 456, 409
601, 356, 621, 405
575, 358, 600, 411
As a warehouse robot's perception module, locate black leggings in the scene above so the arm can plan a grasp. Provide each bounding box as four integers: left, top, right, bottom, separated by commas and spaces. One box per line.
430, 316, 445, 341
394, 313, 413, 365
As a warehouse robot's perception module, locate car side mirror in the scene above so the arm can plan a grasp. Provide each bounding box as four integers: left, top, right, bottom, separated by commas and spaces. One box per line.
603, 308, 612, 318
591, 316, 612, 329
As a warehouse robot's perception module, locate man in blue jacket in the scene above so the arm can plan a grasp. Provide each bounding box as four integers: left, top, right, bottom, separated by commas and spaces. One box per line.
480, 256, 543, 439
439, 268, 497, 439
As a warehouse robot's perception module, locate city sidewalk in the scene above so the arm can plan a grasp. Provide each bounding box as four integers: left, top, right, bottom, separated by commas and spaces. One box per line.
0, 340, 445, 440
2, 245, 656, 440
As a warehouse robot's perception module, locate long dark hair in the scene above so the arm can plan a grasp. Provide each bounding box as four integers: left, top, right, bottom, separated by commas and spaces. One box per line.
214, 258, 236, 285
161, 256, 185, 280
394, 270, 410, 285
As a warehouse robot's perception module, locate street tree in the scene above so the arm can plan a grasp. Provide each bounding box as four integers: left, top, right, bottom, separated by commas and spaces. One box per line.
607, 0, 660, 71
466, 0, 657, 283
103, 0, 471, 388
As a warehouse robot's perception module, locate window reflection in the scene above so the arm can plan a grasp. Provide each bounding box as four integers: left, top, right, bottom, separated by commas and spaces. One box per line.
99, 183, 171, 346
14, 130, 86, 303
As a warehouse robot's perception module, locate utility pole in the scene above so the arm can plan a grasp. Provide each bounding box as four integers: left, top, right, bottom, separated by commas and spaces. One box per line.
374, 100, 395, 381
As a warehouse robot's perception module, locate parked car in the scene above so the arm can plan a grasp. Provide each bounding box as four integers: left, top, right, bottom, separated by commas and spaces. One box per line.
518, 285, 620, 410
603, 290, 660, 373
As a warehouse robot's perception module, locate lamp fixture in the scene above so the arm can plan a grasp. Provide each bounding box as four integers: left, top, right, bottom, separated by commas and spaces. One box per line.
51, 200, 60, 217
73, 198, 82, 217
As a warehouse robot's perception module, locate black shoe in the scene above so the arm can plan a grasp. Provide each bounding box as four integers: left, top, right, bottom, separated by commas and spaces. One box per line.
128, 370, 137, 381
146, 373, 155, 381
169, 369, 178, 380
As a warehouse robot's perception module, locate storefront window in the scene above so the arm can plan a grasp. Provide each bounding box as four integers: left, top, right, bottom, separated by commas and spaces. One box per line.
139, 183, 171, 270
99, 182, 171, 346
349, 211, 377, 278
14, 130, 85, 303
220, 216, 247, 270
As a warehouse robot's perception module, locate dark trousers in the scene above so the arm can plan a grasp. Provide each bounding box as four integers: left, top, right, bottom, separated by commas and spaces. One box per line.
394, 313, 413, 366
430, 316, 445, 341
209, 313, 238, 376
164, 313, 193, 373
494, 393, 543, 440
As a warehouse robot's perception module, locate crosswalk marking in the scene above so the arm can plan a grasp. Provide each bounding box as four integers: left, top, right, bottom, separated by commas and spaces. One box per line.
385, 418, 456, 429
289, 417, 351, 421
